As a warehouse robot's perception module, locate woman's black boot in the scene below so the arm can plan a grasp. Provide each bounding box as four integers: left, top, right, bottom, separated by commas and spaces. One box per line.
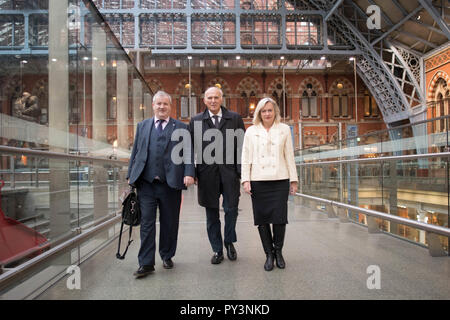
257, 224, 274, 271
273, 224, 286, 269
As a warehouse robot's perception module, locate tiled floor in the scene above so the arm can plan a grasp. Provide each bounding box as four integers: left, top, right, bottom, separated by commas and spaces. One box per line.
37, 187, 450, 300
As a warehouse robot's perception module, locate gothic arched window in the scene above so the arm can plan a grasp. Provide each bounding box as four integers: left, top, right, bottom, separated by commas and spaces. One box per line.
301, 83, 319, 118
331, 82, 352, 118
272, 83, 290, 119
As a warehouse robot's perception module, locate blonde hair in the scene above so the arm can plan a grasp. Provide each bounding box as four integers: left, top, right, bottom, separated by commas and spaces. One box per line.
253, 97, 281, 125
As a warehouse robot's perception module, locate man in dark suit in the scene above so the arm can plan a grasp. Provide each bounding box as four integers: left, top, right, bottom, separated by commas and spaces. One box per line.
127, 91, 195, 278
189, 86, 245, 264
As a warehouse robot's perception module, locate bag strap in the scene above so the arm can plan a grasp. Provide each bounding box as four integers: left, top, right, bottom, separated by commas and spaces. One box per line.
116, 220, 134, 260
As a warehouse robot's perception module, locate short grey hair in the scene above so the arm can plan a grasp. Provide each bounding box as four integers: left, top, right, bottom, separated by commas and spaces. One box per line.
153, 90, 172, 105
204, 86, 223, 98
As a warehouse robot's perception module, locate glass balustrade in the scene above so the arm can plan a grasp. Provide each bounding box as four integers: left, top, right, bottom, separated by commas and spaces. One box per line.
296, 116, 449, 253
0, 0, 151, 298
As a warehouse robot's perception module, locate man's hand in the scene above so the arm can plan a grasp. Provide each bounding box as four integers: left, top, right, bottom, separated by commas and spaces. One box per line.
184, 176, 195, 187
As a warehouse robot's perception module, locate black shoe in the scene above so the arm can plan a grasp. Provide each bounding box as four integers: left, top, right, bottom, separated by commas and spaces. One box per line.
211, 252, 224, 264
163, 259, 174, 269
225, 243, 237, 261
133, 265, 155, 278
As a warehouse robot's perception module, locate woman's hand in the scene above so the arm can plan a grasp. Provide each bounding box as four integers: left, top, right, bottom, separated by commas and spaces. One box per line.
243, 181, 252, 195
290, 181, 298, 195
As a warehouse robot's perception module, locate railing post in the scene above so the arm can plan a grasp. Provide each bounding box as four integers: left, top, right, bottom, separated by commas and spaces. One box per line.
426, 232, 446, 257
35, 158, 39, 188
326, 203, 337, 218
337, 207, 349, 223
10, 156, 15, 189
367, 215, 381, 233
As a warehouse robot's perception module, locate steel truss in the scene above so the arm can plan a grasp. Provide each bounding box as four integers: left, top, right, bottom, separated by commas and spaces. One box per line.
1, 0, 449, 126
304, 0, 433, 125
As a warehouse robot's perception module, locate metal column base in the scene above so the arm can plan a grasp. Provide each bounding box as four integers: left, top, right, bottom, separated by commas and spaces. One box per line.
367, 216, 381, 233
326, 204, 337, 218
426, 232, 447, 257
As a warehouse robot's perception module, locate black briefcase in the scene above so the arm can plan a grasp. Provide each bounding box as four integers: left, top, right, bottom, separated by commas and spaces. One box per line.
116, 186, 141, 260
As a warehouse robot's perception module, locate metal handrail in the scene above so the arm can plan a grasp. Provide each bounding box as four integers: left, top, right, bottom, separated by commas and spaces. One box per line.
0, 145, 128, 166
296, 114, 450, 153
295, 192, 450, 238
296, 152, 450, 166
0, 212, 122, 293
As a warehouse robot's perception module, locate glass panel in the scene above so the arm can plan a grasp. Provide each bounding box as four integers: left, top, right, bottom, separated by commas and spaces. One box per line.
192, 15, 235, 47
0, 15, 24, 47
0, 0, 152, 298
301, 97, 309, 117
240, 15, 281, 48
180, 96, 188, 118
310, 96, 317, 117
192, 0, 233, 9
296, 115, 450, 252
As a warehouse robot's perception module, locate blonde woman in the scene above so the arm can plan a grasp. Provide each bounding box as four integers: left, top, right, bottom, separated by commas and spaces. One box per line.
241, 97, 298, 271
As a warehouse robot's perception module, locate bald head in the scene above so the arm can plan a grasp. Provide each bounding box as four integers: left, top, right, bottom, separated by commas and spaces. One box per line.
205, 86, 223, 97
204, 87, 223, 115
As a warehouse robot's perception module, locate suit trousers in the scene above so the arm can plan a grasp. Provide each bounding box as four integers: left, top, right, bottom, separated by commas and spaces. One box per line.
205, 181, 238, 253
137, 179, 182, 267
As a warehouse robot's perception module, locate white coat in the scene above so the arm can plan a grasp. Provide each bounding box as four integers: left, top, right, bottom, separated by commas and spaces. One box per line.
241, 122, 298, 183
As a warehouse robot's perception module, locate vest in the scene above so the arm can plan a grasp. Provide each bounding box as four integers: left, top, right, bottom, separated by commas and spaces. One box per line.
142, 122, 169, 183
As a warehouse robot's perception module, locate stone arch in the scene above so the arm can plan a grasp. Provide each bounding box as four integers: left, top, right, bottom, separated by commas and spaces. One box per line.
175, 78, 200, 96
147, 78, 164, 94
207, 77, 231, 96
298, 76, 324, 96
268, 77, 292, 118
330, 77, 354, 95
236, 76, 262, 95
267, 77, 292, 95
428, 71, 450, 100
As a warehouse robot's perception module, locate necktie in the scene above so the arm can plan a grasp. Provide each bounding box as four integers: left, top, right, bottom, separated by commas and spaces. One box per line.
157, 119, 164, 134
213, 115, 219, 128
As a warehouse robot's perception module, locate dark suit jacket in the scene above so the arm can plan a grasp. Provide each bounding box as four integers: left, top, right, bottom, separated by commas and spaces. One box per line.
127, 117, 195, 190
189, 107, 245, 208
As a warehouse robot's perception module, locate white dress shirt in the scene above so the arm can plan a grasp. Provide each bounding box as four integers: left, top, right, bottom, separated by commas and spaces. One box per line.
208, 110, 222, 127
154, 117, 170, 130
